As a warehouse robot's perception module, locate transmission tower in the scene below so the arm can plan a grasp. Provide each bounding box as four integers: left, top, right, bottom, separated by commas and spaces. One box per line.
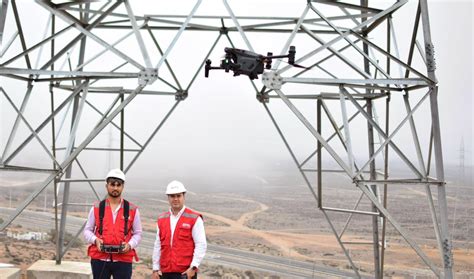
0, 1, 454, 278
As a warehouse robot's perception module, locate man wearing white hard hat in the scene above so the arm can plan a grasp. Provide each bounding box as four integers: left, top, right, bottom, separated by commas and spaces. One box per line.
152, 181, 207, 279
84, 169, 143, 279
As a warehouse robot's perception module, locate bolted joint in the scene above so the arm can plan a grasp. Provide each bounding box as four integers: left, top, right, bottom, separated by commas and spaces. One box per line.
256, 92, 269, 103
138, 68, 158, 86
55, 170, 64, 182
425, 43, 436, 72
219, 27, 228, 35
425, 43, 435, 56
262, 71, 283, 90
442, 238, 453, 268
175, 89, 188, 101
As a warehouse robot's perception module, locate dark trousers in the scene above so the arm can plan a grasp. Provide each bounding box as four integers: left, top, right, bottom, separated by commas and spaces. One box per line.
160, 273, 197, 279
91, 259, 132, 279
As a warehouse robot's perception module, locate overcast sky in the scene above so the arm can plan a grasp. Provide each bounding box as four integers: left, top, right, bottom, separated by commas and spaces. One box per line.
0, 0, 472, 188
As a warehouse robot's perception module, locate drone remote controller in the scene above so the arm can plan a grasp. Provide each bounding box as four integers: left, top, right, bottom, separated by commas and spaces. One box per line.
101, 244, 125, 254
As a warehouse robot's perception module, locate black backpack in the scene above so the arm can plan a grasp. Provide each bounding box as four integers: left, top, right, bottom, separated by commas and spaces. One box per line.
98, 199, 130, 236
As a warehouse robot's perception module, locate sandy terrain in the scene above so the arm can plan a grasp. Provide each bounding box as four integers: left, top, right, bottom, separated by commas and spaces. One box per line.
0, 170, 473, 278
0, 226, 278, 279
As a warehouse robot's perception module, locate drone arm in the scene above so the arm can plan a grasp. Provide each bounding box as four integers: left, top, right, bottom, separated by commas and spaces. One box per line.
205, 60, 225, 77
205, 66, 225, 78
205, 59, 236, 77
262, 46, 296, 69
264, 54, 289, 59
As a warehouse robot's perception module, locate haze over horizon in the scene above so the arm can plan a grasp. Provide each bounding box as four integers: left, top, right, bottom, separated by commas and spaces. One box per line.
0, 0, 472, 188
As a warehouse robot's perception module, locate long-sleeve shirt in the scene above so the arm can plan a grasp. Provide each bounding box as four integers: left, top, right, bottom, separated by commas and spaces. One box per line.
152, 206, 207, 271
83, 199, 143, 251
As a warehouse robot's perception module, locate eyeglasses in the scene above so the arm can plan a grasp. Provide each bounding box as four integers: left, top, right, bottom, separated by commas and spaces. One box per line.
168, 194, 183, 199
107, 178, 123, 187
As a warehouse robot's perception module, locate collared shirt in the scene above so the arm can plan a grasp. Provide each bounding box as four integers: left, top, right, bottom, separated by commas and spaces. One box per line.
152, 206, 207, 271
83, 199, 143, 251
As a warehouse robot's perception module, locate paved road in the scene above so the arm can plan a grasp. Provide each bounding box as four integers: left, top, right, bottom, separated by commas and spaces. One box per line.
0, 207, 362, 278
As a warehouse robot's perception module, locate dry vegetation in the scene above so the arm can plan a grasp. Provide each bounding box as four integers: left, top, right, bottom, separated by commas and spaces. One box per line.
0, 227, 279, 279
1, 170, 473, 278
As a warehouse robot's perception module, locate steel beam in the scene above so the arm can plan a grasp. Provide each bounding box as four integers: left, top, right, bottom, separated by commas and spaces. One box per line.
0, 0, 8, 46
155, 0, 202, 70
357, 182, 440, 276
0, 2, 453, 277
0, 84, 145, 231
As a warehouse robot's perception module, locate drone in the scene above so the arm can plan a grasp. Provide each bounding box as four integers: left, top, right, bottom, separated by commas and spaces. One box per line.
205, 46, 300, 80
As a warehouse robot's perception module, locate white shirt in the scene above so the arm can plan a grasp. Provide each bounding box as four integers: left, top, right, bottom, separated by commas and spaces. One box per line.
83, 199, 143, 251
152, 206, 207, 271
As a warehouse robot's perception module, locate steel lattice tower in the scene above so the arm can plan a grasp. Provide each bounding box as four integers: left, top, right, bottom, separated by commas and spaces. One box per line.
0, 1, 453, 278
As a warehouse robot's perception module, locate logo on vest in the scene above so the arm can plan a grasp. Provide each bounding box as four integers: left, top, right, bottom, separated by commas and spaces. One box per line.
181, 223, 191, 229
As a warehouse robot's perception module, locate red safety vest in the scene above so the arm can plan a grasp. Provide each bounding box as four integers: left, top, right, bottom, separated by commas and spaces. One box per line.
88, 199, 138, 263
157, 207, 202, 272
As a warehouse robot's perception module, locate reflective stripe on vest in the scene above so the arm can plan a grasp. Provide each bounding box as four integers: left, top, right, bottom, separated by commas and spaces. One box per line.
157, 208, 202, 273
158, 212, 171, 219
88, 199, 139, 263
182, 212, 199, 219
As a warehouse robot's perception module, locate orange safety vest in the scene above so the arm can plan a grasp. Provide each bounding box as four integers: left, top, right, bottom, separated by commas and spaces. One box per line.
88, 199, 138, 263
157, 208, 202, 272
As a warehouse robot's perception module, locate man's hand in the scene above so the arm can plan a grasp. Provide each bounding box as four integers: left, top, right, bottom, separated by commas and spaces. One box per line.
151, 270, 162, 279
95, 238, 104, 252
121, 242, 131, 253
181, 266, 196, 278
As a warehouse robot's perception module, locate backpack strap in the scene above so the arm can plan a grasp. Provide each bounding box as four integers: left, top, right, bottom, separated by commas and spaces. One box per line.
123, 199, 130, 236
98, 200, 106, 236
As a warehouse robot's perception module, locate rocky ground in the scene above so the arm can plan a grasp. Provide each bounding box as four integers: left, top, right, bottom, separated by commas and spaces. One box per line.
0, 171, 473, 278
0, 226, 280, 279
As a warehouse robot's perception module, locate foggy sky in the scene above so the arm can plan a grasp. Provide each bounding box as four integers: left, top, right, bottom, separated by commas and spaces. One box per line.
0, 0, 472, 188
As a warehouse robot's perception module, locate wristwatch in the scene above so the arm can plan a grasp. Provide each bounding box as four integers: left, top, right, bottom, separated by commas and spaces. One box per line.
191, 266, 198, 271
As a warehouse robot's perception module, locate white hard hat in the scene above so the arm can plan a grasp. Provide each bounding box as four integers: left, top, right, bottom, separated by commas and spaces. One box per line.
106, 169, 126, 182
166, 180, 187, 194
